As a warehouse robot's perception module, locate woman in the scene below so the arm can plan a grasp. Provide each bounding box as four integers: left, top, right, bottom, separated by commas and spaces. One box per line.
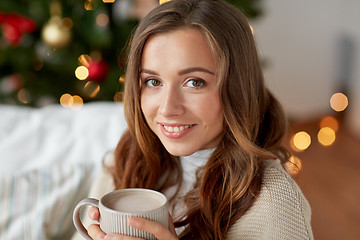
74, 0, 313, 239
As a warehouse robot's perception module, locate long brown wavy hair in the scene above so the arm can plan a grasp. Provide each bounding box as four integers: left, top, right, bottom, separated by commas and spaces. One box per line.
111, 0, 289, 239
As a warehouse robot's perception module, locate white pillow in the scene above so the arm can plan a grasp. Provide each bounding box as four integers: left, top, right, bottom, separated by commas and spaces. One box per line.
0, 162, 93, 240
0, 102, 127, 240
0, 102, 127, 173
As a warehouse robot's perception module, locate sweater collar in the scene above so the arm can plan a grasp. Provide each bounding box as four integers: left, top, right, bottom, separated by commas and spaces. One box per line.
179, 148, 215, 169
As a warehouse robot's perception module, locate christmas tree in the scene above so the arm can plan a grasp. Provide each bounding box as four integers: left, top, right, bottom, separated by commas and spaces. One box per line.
0, 0, 261, 108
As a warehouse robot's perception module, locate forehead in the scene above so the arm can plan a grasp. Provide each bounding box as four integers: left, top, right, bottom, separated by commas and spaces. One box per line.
141, 27, 217, 70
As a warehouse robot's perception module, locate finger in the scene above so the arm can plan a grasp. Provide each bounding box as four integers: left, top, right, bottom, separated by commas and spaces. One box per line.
104, 234, 142, 240
128, 217, 178, 240
88, 223, 143, 240
88, 224, 106, 240
89, 206, 100, 221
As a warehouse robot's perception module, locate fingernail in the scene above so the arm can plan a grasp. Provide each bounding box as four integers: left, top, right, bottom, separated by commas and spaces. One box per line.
90, 211, 97, 219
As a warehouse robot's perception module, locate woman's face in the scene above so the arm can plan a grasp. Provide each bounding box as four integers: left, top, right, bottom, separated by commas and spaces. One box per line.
140, 28, 224, 156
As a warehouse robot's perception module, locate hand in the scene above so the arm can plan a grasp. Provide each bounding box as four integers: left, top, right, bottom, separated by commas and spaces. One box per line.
125, 216, 178, 240
87, 206, 106, 240
87, 207, 178, 240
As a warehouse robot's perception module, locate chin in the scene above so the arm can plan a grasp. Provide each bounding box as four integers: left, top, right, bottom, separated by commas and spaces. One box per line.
163, 145, 198, 157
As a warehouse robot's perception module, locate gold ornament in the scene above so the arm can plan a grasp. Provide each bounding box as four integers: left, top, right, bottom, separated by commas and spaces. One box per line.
159, 0, 172, 5
41, 0, 72, 48
41, 16, 72, 48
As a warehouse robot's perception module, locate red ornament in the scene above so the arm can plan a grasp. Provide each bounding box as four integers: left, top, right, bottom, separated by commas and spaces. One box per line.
2, 24, 22, 45
87, 60, 109, 83
0, 12, 37, 46
9, 74, 24, 90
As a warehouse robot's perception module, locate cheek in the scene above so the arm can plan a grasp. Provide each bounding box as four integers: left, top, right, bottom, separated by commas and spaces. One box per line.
197, 95, 223, 122
209, 103, 224, 132
210, 107, 224, 130
140, 93, 156, 120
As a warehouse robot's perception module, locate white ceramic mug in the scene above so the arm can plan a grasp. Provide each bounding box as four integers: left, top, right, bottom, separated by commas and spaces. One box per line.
73, 188, 169, 240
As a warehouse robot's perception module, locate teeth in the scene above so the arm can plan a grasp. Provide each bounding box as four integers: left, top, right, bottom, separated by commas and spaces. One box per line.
163, 125, 192, 132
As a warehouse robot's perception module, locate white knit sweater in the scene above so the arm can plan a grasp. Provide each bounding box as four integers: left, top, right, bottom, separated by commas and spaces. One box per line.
227, 159, 313, 239
72, 150, 313, 240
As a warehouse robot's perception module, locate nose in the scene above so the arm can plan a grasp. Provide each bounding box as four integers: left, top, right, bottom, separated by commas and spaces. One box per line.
158, 85, 185, 117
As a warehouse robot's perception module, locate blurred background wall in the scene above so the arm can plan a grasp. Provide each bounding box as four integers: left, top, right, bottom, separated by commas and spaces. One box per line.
251, 0, 360, 139
251, 1, 360, 239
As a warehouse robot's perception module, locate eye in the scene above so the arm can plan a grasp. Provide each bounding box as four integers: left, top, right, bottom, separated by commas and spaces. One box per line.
145, 78, 162, 87
185, 78, 205, 88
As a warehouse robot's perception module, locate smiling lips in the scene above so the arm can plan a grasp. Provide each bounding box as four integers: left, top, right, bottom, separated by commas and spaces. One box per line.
159, 123, 195, 138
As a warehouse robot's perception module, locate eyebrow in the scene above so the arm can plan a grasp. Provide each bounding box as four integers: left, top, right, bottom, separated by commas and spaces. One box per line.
140, 67, 215, 76
140, 69, 158, 75
178, 67, 215, 75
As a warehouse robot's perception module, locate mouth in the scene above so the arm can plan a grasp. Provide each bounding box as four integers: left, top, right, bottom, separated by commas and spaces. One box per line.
162, 124, 195, 133
159, 123, 196, 138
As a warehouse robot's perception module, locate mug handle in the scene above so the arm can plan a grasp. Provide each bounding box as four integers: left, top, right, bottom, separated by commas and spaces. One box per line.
73, 198, 99, 240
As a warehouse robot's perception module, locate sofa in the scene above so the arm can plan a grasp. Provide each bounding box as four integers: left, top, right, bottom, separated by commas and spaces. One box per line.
0, 102, 127, 240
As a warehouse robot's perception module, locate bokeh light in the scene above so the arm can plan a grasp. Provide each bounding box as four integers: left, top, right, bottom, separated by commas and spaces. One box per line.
84, 81, 100, 98
330, 92, 348, 112
96, 13, 109, 27
60, 93, 73, 107
60, 93, 83, 110
318, 127, 336, 146
291, 131, 311, 152
319, 116, 339, 132
71, 95, 84, 110
75, 66, 89, 80
103, 0, 115, 3
61, 17, 73, 30
17, 89, 31, 104
119, 75, 125, 83
285, 155, 302, 176
78, 54, 92, 67
84, 0, 94, 10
